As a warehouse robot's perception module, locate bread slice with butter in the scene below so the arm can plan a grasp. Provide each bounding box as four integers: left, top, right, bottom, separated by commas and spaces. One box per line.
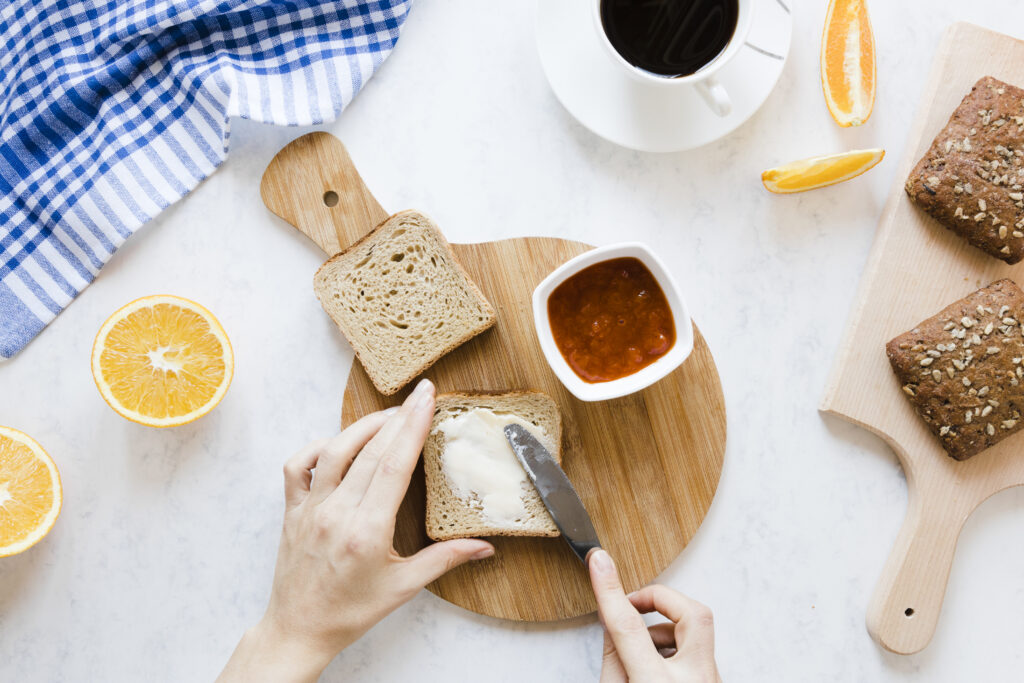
313, 210, 496, 396
425, 391, 562, 541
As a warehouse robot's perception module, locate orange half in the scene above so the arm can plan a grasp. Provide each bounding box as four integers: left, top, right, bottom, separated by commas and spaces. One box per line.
91, 295, 234, 427
821, 0, 876, 127
0, 426, 62, 557
762, 148, 885, 194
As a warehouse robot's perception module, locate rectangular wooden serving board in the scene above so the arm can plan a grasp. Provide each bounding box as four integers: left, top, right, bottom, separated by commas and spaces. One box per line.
821, 23, 1024, 655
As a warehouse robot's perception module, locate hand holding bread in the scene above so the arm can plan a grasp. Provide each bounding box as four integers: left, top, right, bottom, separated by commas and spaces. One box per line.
217, 380, 494, 682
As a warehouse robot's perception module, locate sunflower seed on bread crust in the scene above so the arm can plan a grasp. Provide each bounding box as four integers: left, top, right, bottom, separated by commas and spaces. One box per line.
905, 77, 1024, 264
886, 279, 1024, 460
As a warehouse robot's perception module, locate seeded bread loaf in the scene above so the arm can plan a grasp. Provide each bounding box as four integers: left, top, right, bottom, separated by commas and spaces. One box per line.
905, 76, 1024, 264
313, 211, 496, 395
886, 279, 1024, 460
424, 391, 562, 541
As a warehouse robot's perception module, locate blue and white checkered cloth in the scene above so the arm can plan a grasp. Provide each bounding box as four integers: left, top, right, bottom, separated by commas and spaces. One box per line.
0, 0, 411, 359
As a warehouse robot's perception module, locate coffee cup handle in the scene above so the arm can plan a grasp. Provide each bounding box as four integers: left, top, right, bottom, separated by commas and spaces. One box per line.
696, 77, 732, 117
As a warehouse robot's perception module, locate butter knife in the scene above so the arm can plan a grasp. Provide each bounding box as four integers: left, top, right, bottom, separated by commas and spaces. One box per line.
503, 423, 601, 563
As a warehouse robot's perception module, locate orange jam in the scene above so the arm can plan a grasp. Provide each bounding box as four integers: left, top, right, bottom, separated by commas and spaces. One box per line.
547, 257, 675, 383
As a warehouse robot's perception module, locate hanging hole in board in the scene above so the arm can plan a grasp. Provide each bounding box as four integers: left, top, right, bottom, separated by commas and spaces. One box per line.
323, 190, 339, 207
904, 608, 914, 618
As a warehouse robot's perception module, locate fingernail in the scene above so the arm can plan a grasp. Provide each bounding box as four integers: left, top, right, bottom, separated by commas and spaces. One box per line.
471, 546, 494, 561
402, 380, 430, 407
382, 406, 400, 416
415, 380, 435, 409
589, 549, 613, 575
417, 394, 433, 411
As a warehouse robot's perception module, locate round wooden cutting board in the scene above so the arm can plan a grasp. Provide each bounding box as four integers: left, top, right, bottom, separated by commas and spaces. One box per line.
262, 132, 727, 622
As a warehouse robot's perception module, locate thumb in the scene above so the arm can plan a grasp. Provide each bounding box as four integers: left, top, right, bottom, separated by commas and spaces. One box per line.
588, 549, 658, 674
402, 539, 495, 589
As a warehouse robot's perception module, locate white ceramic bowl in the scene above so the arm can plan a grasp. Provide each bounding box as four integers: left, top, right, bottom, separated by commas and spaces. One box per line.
532, 243, 694, 402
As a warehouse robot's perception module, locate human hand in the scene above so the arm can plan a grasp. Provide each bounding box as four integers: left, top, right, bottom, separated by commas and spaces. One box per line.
218, 379, 494, 682
588, 549, 720, 683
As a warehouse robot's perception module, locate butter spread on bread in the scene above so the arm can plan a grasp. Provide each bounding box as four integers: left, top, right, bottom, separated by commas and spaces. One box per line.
425, 391, 562, 541
437, 409, 549, 526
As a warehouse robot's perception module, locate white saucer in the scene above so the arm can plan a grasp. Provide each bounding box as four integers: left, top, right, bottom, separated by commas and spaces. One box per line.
536, 0, 793, 153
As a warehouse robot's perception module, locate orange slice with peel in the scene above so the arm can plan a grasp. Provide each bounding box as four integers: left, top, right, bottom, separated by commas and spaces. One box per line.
821, 0, 876, 127
91, 295, 234, 427
762, 148, 885, 194
0, 426, 62, 557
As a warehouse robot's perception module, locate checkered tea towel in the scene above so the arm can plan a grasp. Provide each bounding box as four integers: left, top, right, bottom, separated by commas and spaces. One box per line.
0, 0, 411, 359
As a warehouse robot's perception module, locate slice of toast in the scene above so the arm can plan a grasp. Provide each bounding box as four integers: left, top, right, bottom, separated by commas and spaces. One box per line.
313, 210, 496, 395
424, 391, 562, 541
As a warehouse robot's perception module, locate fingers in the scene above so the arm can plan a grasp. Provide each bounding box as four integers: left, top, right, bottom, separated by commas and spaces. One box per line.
599, 629, 628, 683
333, 379, 434, 505
400, 539, 494, 592
628, 584, 697, 622
588, 549, 658, 675
283, 439, 328, 508
359, 382, 436, 523
629, 585, 716, 665
672, 598, 715, 664
282, 410, 398, 508
647, 622, 676, 650
309, 409, 395, 501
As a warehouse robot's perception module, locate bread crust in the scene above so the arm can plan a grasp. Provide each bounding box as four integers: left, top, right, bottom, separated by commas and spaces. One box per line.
424, 391, 563, 541
886, 279, 1024, 460
905, 76, 1024, 264
312, 210, 496, 395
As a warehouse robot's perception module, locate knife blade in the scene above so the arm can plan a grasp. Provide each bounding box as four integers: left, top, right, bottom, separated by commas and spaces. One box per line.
503, 423, 601, 564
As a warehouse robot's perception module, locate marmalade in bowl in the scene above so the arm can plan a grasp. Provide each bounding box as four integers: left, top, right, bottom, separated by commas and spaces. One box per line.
547, 257, 675, 383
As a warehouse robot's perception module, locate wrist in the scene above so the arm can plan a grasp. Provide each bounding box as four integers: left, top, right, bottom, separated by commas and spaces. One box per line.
234, 617, 336, 683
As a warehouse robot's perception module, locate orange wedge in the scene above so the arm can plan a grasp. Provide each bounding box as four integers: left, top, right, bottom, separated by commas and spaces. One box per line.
821, 0, 876, 127
0, 426, 62, 557
91, 295, 234, 427
762, 148, 885, 194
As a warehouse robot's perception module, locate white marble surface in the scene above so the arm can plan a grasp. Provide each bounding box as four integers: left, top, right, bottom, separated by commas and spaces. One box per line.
4, 1, 1024, 681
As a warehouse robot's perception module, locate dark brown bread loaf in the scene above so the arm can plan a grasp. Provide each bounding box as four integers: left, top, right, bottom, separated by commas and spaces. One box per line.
886, 279, 1024, 460
905, 76, 1024, 264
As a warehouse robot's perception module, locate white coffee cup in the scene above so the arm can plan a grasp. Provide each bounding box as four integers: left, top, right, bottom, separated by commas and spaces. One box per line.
592, 0, 752, 117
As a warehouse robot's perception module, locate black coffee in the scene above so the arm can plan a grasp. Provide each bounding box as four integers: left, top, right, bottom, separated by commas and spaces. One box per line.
600, 0, 739, 78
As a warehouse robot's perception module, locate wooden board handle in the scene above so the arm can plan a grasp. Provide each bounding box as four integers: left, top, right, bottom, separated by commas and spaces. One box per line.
866, 477, 971, 654
259, 132, 389, 256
